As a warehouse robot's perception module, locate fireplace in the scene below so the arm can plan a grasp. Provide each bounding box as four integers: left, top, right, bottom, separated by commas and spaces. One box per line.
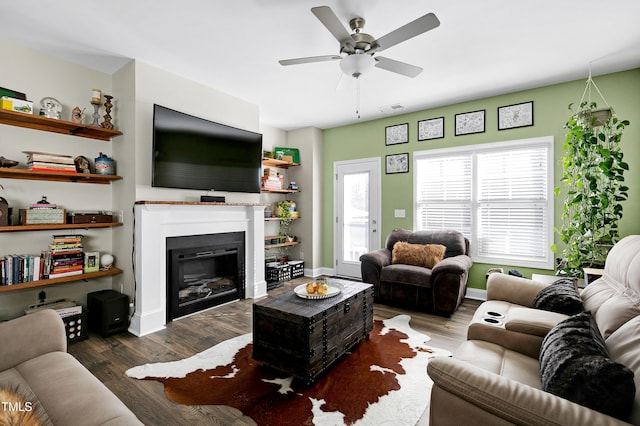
166, 232, 245, 320
132, 202, 266, 336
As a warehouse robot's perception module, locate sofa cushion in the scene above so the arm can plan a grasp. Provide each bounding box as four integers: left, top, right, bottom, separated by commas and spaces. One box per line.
406, 229, 468, 257
392, 241, 446, 269
532, 278, 584, 315
594, 292, 640, 339
605, 315, 640, 425
380, 263, 432, 287
580, 278, 620, 315
15, 351, 142, 426
539, 312, 635, 420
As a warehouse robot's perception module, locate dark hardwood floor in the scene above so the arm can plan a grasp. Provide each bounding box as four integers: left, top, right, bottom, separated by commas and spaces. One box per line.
68, 278, 480, 425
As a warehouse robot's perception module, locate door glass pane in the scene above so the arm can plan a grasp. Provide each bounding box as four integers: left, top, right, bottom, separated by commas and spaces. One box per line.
343, 172, 369, 262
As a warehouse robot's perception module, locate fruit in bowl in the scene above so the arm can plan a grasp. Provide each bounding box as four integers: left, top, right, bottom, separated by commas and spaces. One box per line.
305, 281, 329, 295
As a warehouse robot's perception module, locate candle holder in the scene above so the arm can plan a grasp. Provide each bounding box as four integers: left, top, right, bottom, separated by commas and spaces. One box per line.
101, 95, 114, 129
90, 101, 101, 127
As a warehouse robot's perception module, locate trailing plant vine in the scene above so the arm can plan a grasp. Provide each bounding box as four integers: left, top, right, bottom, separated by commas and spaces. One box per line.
554, 100, 630, 277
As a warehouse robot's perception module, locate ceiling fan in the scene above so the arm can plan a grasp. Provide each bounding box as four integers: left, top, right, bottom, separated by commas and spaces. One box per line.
279, 6, 440, 80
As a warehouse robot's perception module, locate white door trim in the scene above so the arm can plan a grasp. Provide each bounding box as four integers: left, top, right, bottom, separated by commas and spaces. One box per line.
333, 157, 382, 278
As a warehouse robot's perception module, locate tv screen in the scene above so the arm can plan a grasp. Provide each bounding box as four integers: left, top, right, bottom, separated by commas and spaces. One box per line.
152, 104, 262, 193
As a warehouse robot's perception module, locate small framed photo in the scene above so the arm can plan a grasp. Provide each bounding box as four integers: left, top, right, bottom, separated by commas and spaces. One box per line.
418, 117, 445, 141
455, 110, 485, 136
385, 153, 409, 174
385, 123, 409, 145
498, 101, 534, 130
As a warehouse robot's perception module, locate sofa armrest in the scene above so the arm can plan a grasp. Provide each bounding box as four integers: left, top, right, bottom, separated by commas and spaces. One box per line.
486, 273, 551, 307
428, 356, 629, 426
506, 307, 568, 337
359, 248, 392, 286
432, 254, 472, 276
0, 309, 67, 371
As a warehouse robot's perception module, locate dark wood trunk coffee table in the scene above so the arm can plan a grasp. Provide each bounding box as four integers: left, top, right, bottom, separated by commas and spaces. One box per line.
252, 279, 374, 384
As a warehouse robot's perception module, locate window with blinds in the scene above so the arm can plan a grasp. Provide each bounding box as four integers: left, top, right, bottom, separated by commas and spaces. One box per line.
414, 136, 554, 269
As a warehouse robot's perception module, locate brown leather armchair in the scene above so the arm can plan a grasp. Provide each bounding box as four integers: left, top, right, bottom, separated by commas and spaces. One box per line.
359, 229, 472, 316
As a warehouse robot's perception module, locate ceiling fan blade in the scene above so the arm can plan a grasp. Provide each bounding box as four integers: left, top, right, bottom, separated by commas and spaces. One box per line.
311, 6, 353, 48
374, 56, 423, 78
374, 13, 440, 52
279, 55, 342, 66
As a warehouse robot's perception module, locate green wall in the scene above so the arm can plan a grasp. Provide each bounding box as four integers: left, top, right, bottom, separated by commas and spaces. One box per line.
322, 68, 640, 289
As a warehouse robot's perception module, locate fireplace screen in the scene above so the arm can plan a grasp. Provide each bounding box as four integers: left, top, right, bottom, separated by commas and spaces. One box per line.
167, 232, 245, 320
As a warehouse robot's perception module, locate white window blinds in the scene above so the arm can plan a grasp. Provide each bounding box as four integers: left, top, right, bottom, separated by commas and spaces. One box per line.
416, 153, 472, 237
414, 137, 554, 269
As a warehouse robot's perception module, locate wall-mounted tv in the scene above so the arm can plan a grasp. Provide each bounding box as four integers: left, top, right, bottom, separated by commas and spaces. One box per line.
152, 104, 262, 193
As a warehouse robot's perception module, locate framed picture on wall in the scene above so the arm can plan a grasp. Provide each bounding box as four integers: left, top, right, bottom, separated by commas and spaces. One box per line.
385, 153, 409, 174
418, 117, 445, 140
385, 123, 409, 145
498, 101, 534, 130
455, 110, 485, 136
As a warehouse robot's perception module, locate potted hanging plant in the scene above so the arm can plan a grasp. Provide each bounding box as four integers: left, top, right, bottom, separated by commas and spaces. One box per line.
553, 95, 630, 278
276, 200, 295, 243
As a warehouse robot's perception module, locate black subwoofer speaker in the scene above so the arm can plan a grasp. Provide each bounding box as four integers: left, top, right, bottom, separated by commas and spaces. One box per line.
87, 290, 129, 337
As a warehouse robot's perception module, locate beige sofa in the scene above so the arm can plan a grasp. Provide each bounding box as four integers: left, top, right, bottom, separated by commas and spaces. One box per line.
0, 309, 143, 425
428, 235, 640, 426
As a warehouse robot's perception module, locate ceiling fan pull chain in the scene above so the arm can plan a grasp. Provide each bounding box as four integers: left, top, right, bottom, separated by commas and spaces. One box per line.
356, 77, 361, 119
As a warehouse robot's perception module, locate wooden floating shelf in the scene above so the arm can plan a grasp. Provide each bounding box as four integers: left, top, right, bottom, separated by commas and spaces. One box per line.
261, 158, 299, 168
264, 217, 300, 221
0, 109, 122, 141
0, 168, 121, 184
0, 222, 122, 233
265, 241, 300, 249
261, 188, 300, 194
0, 267, 123, 293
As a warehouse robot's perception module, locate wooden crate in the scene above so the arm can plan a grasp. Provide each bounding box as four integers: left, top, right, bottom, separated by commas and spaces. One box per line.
253, 280, 373, 383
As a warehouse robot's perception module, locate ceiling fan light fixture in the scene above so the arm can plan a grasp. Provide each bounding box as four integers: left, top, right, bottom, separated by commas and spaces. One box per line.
340, 53, 375, 78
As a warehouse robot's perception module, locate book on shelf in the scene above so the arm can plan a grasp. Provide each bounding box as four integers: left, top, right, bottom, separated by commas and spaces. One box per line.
52, 234, 84, 242
22, 151, 76, 165
1, 254, 43, 285
48, 269, 83, 278
28, 162, 78, 173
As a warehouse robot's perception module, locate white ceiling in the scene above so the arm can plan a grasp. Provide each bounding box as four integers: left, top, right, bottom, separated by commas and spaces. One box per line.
2, 1, 640, 130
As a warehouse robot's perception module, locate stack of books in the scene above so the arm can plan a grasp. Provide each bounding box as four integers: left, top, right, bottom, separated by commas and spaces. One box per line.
1, 254, 43, 285
23, 151, 77, 173
261, 168, 284, 191
44, 234, 84, 278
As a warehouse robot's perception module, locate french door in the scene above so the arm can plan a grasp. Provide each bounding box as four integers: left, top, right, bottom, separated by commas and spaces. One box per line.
334, 158, 381, 278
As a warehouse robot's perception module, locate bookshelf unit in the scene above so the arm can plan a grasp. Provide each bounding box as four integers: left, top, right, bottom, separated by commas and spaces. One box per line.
0, 110, 123, 291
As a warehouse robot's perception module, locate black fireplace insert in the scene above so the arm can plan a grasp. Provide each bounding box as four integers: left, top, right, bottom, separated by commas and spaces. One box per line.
166, 232, 245, 321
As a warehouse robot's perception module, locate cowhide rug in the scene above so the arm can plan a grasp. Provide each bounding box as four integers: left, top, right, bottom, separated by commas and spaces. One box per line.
126, 315, 451, 425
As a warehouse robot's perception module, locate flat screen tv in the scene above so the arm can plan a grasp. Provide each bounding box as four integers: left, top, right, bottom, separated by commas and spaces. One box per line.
152, 104, 262, 193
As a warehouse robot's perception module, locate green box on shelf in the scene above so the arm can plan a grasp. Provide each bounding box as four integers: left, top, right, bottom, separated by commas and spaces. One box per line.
273, 147, 300, 164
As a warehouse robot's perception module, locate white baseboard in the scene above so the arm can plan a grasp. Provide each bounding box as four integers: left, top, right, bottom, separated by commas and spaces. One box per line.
304, 267, 335, 278
466, 287, 487, 301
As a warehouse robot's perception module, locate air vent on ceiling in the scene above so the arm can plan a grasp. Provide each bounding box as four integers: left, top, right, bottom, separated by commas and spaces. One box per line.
379, 104, 405, 115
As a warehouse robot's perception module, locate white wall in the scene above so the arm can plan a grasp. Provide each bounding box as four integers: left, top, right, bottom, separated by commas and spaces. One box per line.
131, 61, 260, 204
287, 127, 323, 272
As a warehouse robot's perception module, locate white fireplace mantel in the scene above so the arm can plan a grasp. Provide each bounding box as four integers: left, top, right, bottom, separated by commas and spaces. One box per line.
130, 201, 266, 336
